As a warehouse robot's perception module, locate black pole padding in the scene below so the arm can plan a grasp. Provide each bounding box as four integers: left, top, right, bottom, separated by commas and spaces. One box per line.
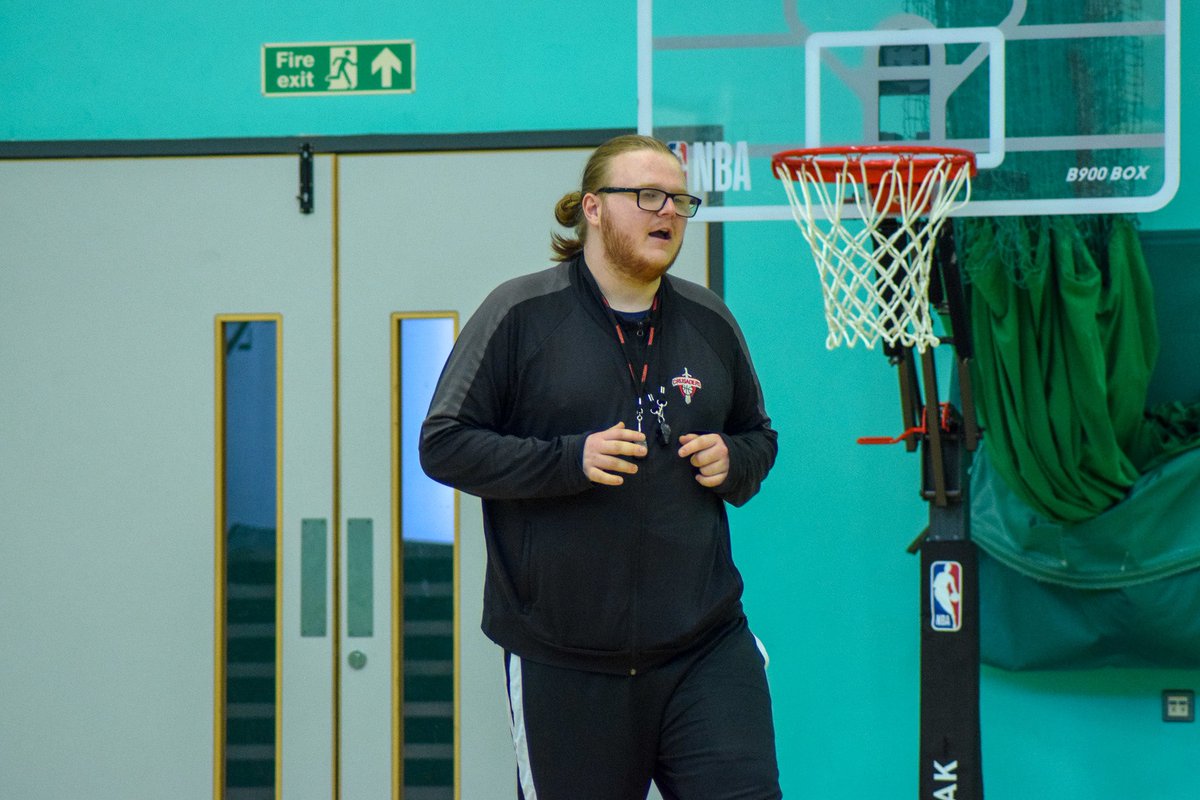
918, 537, 984, 800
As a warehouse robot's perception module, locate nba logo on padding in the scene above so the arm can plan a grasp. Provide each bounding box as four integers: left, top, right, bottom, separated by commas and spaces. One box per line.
930, 561, 962, 632
667, 141, 688, 167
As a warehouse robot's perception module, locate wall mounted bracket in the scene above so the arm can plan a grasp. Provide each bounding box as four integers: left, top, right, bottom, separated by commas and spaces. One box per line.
298, 143, 314, 214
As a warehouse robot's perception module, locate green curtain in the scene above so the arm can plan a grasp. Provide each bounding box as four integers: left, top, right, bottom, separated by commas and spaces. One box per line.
962, 215, 1200, 523
923, 0, 1200, 669
961, 217, 1200, 669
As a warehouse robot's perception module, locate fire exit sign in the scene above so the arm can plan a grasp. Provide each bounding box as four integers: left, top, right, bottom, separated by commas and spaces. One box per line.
262, 40, 415, 96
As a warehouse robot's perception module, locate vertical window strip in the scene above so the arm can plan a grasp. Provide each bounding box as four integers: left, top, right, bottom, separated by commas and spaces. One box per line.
392, 312, 459, 800
213, 317, 226, 800
214, 314, 282, 800
273, 317, 284, 800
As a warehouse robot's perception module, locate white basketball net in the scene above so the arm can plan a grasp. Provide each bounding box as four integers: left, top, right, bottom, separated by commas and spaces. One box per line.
776, 151, 973, 352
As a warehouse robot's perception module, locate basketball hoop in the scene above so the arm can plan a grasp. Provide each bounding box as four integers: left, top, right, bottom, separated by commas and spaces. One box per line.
772, 145, 975, 352
774, 148, 985, 800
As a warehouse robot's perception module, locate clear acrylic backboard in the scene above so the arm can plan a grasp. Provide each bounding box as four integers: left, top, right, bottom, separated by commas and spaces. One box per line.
638, 0, 1179, 221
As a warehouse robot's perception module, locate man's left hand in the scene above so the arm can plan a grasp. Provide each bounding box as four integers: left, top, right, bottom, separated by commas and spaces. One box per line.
677, 433, 729, 488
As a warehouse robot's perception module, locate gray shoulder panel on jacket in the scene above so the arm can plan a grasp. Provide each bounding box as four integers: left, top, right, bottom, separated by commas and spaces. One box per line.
428, 262, 572, 418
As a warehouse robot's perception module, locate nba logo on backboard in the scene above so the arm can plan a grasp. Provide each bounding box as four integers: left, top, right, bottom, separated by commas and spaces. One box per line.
930, 561, 962, 632
667, 141, 688, 167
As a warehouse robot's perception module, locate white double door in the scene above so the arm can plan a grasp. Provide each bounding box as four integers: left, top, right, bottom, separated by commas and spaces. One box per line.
0, 147, 708, 800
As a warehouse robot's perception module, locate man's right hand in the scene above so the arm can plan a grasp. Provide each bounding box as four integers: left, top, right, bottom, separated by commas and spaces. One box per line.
582, 422, 647, 485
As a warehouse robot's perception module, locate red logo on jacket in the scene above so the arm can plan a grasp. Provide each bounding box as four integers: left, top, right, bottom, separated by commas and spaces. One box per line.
671, 368, 702, 404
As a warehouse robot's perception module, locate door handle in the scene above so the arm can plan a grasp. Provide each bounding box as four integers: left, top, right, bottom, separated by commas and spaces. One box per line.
300, 518, 328, 637
347, 518, 374, 637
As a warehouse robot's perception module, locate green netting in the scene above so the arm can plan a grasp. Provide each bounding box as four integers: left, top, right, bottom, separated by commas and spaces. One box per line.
960, 215, 1200, 523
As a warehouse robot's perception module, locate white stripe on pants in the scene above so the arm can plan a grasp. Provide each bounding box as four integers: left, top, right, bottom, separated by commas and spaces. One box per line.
506, 653, 538, 800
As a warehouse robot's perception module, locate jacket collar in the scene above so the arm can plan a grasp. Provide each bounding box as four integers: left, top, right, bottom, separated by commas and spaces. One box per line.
571, 253, 671, 330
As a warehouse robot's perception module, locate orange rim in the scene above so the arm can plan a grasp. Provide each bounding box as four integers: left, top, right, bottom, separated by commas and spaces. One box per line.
772, 145, 977, 184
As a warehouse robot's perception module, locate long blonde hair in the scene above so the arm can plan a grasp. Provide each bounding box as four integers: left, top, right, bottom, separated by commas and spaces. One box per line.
550, 135, 677, 262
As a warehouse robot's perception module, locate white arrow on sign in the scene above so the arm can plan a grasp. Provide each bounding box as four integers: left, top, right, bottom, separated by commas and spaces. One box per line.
371, 47, 404, 88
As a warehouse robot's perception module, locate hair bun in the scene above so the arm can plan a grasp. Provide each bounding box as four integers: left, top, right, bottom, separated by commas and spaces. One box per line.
554, 191, 583, 226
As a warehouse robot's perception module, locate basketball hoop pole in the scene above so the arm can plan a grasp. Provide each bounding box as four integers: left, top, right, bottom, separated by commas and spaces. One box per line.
772, 146, 984, 799
900, 230, 985, 800
890, 227, 980, 512
874, 227, 983, 800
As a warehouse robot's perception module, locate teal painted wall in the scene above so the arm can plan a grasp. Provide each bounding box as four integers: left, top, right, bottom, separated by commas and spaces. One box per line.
0, 1, 636, 140
4, 2, 1198, 798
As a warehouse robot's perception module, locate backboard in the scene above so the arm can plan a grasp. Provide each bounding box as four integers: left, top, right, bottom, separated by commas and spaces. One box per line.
638, 0, 1179, 221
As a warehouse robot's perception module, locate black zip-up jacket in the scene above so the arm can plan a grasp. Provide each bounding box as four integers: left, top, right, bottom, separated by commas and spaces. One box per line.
420, 255, 777, 675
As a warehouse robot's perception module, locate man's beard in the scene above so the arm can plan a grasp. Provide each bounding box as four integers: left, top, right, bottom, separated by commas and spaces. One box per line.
599, 212, 681, 283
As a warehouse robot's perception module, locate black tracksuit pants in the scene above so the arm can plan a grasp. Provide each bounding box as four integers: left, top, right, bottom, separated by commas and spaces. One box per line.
504, 617, 782, 800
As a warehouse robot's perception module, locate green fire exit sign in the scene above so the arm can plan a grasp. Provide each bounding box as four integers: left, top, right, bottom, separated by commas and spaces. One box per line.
262, 40, 414, 96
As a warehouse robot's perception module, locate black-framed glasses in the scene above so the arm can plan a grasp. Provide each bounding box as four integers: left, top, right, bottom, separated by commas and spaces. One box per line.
596, 187, 703, 218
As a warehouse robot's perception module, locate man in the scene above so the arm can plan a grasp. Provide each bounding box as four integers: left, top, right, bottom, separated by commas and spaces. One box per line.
420, 134, 780, 799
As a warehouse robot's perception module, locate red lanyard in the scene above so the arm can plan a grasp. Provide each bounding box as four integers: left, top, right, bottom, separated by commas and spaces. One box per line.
600, 292, 671, 444
600, 294, 658, 393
